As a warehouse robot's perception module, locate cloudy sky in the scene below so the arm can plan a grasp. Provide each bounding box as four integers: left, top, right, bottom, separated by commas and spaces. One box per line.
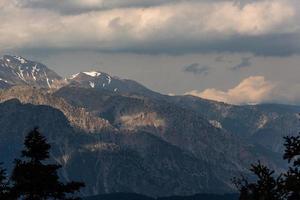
1, 0, 300, 105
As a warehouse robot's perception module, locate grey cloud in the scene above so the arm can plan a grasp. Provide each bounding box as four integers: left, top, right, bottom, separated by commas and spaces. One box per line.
231, 57, 252, 70
15, 0, 274, 14
10, 32, 300, 57
183, 63, 209, 75
16, 0, 184, 14
99, 33, 300, 56
215, 56, 225, 62
2, 0, 299, 56
215, 55, 233, 63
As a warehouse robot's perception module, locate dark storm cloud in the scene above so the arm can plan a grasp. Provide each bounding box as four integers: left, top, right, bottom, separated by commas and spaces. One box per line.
183, 63, 209, 75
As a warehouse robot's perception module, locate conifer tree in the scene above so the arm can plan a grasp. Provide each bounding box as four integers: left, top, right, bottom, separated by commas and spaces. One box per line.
283, 134, 300, 199
0, 163, 10, 199
234, 132, 300, 200
11, 128, 85, 200
233, 161, 285, 200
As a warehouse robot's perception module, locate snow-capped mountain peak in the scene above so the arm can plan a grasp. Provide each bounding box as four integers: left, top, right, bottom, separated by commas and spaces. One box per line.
67, 70, 114, 90
66, 69, 157, 96
0, 55, 62, 89
1, 55, 28, 65
0, 56, 158, 97
12, 55, 27, 64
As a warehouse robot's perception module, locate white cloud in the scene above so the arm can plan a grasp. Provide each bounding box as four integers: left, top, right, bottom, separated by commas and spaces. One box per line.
186, 74, 300, 105
0, 0, 298, 54
186, 76, 275, 105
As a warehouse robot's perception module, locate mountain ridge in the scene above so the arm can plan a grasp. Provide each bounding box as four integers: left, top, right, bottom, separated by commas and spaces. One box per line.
0, 55, 62, 88
0, 55, 297, 197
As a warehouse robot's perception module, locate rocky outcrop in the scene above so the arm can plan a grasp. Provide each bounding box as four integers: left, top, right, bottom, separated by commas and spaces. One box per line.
0, 86, 113, 133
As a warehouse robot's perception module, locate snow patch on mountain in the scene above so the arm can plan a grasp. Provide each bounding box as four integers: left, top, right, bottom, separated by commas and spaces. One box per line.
46, 78, 51, 88
14, 56, 27, 64
257, 115, 268, 129
107, 75, 112, 84
16, 67, 26, 81
209, 120, 223, 129
69, 73, 79, 79
83, 71, 101, 77
0, 78, 8, 83
89, 81, 95, 88
32, 65, 38, 80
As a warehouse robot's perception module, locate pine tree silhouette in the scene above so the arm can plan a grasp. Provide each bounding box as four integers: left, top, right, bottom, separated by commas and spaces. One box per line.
234, 132, 300, 200
233, 161, 285, 200
11, 128, 85, 200
0, 163, 10, 199
283, 134, 300, 199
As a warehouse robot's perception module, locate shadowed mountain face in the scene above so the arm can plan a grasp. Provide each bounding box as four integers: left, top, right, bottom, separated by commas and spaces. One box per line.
0, 86, 113, 133
169, 95, 300, 153
0, 55, 298, 197
0, 86, 285, 197
0, 99, 230, 197
53, 86, 285, 172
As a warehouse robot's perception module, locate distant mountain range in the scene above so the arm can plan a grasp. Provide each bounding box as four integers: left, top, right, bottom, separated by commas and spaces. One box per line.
0, 55, 298, 197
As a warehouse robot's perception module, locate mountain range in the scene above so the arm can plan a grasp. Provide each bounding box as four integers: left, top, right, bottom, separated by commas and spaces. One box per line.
0, 55, 298, 197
